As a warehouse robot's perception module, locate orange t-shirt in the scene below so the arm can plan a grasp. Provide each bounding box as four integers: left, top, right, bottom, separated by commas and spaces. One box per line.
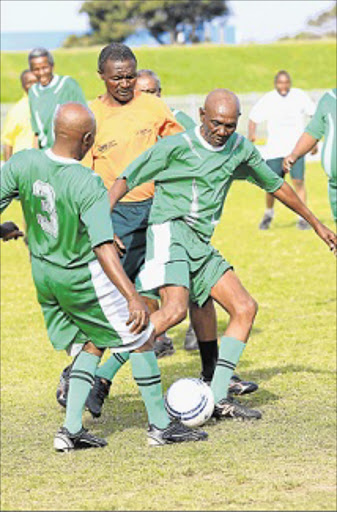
83, 91, 184, 202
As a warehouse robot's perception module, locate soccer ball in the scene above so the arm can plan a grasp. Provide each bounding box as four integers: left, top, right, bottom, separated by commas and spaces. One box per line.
165, 378, 215, 427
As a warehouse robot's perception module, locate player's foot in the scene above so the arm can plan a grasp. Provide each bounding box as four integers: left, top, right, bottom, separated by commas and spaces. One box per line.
297, 218, 311, 230
259, 213, 273, 230
154, 333, 175, 359
86, 377, 111, 418
147, 420, 208, 446
56, 364, 72, 408
184, 324, 198, 351
54, 426, 107, 452
213, 396, 262, 420
228, 374, 259, 396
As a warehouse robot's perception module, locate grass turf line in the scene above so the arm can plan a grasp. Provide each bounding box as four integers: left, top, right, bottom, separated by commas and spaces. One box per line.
1, 162, 336, 511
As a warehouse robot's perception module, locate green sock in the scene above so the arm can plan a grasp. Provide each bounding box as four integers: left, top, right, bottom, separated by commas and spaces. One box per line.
130, 351, 170, 429
96, 352, 130, 381
211, 336, 246, 403
64, 351, 100, 434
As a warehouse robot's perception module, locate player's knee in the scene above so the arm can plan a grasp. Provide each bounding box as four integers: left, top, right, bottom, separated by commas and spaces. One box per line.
234, 296, 258, 324
165, 302, 188, 326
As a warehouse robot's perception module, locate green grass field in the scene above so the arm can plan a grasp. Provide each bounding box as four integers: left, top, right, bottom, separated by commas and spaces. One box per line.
1, 161, 336, 511
1, 40, 336, 103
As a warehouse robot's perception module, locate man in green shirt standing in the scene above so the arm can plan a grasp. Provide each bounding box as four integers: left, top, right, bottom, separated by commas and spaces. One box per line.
109, 89, 337, 420
28, 47, 87, 149
0, 103, 207, 450
283, 88, 337, 221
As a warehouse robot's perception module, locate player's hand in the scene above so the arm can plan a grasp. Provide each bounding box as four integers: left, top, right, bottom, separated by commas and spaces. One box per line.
282, 154, 297, 173
113, 234, 126, 258
126, 294, 150, 334
0, 222, 24, 242
314, 222, 337, 256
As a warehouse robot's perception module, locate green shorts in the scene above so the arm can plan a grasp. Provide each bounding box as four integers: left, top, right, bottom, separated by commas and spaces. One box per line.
135, 220, 232, 307
266, 156, 305, 181
31, 256, 153, 354
328, 179, 337, 221
112, 198, 152, 282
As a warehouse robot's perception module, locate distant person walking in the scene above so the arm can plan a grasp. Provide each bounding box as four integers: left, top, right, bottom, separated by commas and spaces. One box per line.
28, 47, 86, 149
248, 70, 317, 230
2, 70, 37, 161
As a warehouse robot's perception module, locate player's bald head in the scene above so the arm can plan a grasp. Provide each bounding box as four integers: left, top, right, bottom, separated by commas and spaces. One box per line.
54, 102, 96, 140
204, 89, 240, 118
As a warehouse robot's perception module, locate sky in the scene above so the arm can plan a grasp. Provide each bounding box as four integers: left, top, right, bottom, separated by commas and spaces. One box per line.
0, 0, 335, 42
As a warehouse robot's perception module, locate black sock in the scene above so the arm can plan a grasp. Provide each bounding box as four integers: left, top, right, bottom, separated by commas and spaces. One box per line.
198, 339, 218, 381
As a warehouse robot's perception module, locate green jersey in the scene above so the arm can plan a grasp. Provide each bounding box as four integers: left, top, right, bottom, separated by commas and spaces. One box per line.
305, 88, 336, 182
122, 126, 283, 242
171, 108, 196, 130
0, 149, 114, 268
28, 75, 87, 149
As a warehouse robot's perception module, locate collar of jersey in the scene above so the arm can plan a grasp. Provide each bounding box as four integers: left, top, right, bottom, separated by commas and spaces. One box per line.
194, 126, 228, 152
38, 75, 60, 91
45, 148, 79, 165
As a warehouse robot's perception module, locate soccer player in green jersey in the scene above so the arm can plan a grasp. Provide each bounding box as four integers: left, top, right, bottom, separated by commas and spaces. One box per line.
283, 88, 337, 222
28, 47, 87, 150
109, 89, 337, 420
0, 102, 207, 449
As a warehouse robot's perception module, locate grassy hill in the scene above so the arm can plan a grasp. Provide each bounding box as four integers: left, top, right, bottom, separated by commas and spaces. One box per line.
1, 40, 336, 103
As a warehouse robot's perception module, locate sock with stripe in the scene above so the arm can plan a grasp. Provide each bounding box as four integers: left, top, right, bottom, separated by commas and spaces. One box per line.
211, 336, 246, 404
64, 351, 100, 434
96, 352, 130, 382
198, 339, 218, 381
130, 351, 170, 429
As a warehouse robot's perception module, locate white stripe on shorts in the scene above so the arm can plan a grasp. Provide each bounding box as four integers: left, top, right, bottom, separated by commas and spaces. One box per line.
89, 259, 154, 352
138, 222, 171, 291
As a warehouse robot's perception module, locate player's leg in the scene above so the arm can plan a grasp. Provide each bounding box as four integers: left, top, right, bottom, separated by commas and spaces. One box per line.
328, 178, 337, 223
290, 157, 310, 229
190, 298, 258, 395
259, 158, 283, 229
209, 270, 261, 419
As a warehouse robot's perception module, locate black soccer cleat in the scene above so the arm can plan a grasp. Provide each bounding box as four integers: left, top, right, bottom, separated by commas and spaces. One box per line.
259, 213, 273, 230
297, 218, 311, 230
184, 324, 198, 351
54, 426, 107, 452
154, 333, 176, 359
213, 396, 262, 420
86, 377, 111, 418
228, 374, 259, 396
147, 420, 208, 446
56, 364, 72, 408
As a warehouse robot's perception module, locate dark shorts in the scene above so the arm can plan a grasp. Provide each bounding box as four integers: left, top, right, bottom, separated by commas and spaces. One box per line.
111, 198, 153, 282
266, 156, 305, 181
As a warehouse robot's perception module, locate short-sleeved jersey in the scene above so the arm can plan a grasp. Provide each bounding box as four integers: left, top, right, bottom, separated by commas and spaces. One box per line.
28, 75, 87, 150
249, 88, 316, 159
171, 108, 196, 130
1, 94, 34, 153
122, 126, 284, 242
82, 91, 183, 202
0, 149, 114, 268
305, 88, 336, 181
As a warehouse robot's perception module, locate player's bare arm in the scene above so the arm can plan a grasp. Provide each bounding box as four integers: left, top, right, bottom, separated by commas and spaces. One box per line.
248, 119, 257, 142
283, 133, 318, 172
94, 242, 149, 333
273, 182, 337, 254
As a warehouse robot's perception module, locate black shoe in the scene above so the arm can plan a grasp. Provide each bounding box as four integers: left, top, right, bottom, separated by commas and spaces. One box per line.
213, 396, 262, 420
154, 334, 175, 359
56, 364, 72, 408
259, 213, 273, 230
147, 420, 208, 446
54, 426, 107, 452
86, 377, 111, 418
297, 218, 311, 230
184, 324, 198, 351
228, 374, 259, 396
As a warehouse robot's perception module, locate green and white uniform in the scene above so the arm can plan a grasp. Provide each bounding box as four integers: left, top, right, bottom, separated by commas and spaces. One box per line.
121, 126, 284, 306
171, 108, 196, 130
28, 75, 87, 149
0, 149, 153, 353
305, 88, 337, 220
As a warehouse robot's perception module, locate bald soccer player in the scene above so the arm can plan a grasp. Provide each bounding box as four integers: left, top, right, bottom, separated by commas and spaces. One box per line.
108, 89, 337, 420
0, 102, 207, 450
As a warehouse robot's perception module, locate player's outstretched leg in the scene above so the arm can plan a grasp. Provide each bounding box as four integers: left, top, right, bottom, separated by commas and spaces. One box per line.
209, 271, 262, 420
54, 343, 107, 452
130, 337, 208, 446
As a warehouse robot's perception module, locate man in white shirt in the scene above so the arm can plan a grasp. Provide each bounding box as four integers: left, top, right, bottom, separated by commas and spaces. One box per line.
248, 70, 317, 230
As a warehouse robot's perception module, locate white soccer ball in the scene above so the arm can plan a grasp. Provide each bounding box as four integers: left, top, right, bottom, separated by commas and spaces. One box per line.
165, 378, 215, 427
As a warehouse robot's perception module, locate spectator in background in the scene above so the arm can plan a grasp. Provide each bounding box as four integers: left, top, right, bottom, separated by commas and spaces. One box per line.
2, 70, 37, 161
248, 70, 317, 230
28, 47, 86, 149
